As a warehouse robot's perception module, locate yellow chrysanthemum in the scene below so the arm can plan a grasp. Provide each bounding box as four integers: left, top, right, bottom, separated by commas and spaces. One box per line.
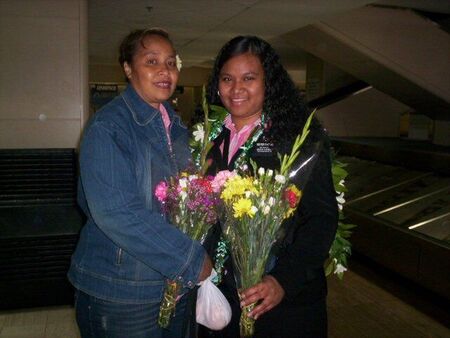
221, 176, 257, 202
233, 198, 256, 219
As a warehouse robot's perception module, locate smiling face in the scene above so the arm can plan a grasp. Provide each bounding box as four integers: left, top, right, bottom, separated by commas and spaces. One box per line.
123, 34, 179, 109
218, 52, 265, 131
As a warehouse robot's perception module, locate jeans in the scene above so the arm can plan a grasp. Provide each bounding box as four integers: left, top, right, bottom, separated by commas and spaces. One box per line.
75, 289, 190, 338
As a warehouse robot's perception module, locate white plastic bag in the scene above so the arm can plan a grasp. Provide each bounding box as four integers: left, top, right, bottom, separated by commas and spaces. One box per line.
196, 269, 232, 330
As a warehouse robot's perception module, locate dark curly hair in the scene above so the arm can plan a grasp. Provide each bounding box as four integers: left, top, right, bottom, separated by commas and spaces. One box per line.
207, 35, 321, 151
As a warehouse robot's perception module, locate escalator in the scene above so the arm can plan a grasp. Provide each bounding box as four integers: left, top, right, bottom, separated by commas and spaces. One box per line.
309, 82, 450, 302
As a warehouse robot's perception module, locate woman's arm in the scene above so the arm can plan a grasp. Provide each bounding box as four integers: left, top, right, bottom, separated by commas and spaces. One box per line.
80, 121, 209, 289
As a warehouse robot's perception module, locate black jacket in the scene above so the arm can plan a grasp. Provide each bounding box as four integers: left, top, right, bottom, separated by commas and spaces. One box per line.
199, 126, 338, 338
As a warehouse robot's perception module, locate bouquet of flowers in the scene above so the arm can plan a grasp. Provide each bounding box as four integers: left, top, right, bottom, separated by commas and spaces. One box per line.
218, 112, 314, 337
155, 87, 227, 328
155, 173, 220, 242
155, 172, 221, 327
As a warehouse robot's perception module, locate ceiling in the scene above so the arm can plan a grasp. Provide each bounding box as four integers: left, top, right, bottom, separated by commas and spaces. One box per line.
88, 0, 450, 70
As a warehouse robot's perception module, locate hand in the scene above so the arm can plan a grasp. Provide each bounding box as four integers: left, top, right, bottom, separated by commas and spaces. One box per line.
239, 275, 285, 320
197, 254, 213, 282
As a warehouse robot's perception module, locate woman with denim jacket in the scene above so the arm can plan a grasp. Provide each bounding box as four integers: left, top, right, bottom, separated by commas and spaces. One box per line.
68, 28, 212, 338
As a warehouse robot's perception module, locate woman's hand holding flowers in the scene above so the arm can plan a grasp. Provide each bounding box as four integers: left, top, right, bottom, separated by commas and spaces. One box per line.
240, 275, 285, 320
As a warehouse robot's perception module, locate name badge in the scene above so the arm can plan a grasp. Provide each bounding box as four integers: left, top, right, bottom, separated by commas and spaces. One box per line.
254, 140, 274, 156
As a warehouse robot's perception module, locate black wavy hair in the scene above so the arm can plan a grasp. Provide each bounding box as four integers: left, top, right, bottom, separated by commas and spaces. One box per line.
207, 35, 321, 151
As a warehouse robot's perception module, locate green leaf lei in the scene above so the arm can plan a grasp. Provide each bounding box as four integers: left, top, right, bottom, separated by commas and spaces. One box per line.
190, 93, 355, 282
325, 157, 356, 279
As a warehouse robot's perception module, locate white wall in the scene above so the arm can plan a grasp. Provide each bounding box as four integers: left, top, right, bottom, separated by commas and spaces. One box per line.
317, 87, 411, 137
0, 0, 88, 149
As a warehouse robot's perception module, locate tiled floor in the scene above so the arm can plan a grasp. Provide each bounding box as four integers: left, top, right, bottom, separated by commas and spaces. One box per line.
0, 306, 79, 338
327, 259, 450, 338
1, 258, 449, 338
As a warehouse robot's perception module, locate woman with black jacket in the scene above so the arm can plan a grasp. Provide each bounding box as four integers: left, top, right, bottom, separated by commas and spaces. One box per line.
198, 35, 338, 338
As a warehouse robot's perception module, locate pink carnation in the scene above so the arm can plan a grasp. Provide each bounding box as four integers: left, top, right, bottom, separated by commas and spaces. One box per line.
155, 181, 168, 202
211, 170, 236, 193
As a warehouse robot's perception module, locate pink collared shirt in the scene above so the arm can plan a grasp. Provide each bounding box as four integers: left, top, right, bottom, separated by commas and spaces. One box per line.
222, 115, 261, 164
159, 104, 172, 150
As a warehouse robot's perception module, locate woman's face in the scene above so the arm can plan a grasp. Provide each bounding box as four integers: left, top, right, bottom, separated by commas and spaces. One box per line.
218, 52, 265, 130
124, 35, 179, 109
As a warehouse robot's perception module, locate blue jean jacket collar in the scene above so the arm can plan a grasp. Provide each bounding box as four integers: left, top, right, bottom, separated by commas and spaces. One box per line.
121, 84, 179, 127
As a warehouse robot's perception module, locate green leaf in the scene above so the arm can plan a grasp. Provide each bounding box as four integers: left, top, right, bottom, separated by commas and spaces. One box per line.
325, 261, 334, 276
340, 223, 357, 230
279, 110, 315, 175
332, 166, 347, 178
340, 230, 353, 237
210, 105, 228, 120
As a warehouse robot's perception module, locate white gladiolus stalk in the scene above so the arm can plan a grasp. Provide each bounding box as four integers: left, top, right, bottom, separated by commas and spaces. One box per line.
180, 191, 187, 200
275, 175, 286, 184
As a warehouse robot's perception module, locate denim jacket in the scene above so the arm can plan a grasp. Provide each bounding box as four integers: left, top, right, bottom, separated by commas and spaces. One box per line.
68, 85, 206, 304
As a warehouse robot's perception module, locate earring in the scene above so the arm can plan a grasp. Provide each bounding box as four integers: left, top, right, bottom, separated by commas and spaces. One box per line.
217, 90, 220, 96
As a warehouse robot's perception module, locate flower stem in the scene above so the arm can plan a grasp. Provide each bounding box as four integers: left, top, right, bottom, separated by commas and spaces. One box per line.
240, 303, 256, 337
158, 279, 181, 328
